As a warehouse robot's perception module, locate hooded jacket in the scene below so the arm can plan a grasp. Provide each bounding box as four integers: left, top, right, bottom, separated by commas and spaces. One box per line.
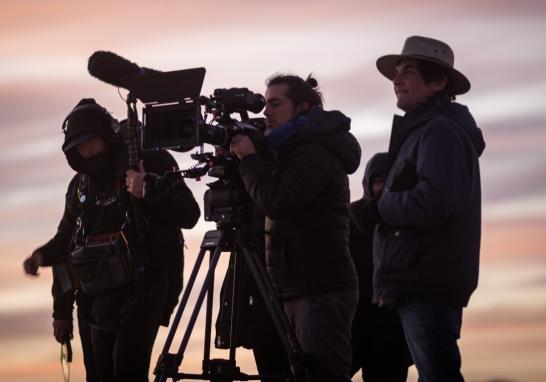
348, 153, 412, 371
373, 95, 486, 307
238, 106, 361, 299
41, 100, 200, 325
349, 153, 388, 303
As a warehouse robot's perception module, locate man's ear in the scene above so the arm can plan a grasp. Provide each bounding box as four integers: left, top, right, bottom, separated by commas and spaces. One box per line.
431, 74, 449, 92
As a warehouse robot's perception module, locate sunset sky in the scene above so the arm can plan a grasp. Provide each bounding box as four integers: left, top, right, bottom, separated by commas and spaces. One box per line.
1, 1, 546, 381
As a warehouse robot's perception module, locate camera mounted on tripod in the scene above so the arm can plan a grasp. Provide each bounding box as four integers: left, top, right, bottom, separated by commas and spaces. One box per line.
120, 68, 267, 226
88, 52, 311, 382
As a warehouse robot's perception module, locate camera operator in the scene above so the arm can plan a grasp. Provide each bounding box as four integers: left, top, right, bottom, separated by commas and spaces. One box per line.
230, 74, 361, 381
23, 98, 200, 382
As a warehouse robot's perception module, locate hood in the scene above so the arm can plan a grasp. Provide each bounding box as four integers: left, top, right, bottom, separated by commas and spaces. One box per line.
62, 99, 119, 152
406, 95, 486, 157
441, 101, 486, 157
62, 99, 123, 173
362, 152, 388, 199
294, 107, 362, 174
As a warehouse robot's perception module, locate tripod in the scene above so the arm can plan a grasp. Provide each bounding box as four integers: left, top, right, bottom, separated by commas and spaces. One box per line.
153, 222, 309, 382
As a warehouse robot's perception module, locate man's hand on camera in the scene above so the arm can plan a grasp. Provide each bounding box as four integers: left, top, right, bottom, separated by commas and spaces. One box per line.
126, 160, 146, 198
230, 135, 256, 159
23, 250, 44, 276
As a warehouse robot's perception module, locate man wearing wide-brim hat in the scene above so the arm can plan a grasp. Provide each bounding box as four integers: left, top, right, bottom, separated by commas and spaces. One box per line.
370, 36, 486, 381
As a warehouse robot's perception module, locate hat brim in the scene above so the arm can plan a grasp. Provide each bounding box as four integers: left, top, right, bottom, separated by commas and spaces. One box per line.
376, 54, 471, 95
62, 132, 97, 152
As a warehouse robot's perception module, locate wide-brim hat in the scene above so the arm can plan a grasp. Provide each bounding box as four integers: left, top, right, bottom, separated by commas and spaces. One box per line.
376, 35, 470, 95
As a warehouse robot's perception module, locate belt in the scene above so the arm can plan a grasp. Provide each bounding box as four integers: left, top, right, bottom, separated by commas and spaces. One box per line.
378, 297, 401, 308
87, 232, 121, 244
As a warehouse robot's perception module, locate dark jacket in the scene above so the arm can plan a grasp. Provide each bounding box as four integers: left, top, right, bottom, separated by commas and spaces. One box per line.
239, 107, 361, 299
373, 95, 486, 307
349, 153, 412, 374
349, 153, 387, 303
42, 146, 200, 325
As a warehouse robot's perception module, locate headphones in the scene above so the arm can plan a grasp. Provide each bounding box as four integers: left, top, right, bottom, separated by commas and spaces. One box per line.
62, 100, 121, 138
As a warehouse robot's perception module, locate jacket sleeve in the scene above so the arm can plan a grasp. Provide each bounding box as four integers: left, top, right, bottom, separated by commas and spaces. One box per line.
350, 198, 380, 235
160, 250, 184, 327
52, 269, 75, 321
139, 151, 201, 229
238, 144, 333, 220
39, 177, 79, 266
378, 120, 469, 227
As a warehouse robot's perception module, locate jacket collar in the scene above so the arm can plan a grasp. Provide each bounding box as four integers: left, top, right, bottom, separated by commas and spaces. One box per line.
386, 95, 450, 172
402, 94, 451, 131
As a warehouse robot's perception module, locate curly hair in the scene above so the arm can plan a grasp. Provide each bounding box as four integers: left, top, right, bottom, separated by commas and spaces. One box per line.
266, 73, 323, 108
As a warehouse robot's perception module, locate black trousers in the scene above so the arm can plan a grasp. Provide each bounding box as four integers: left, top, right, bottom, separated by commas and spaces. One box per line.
351, 304, 412, 382
283, 289, 358, 382
77, 310, 100, 382
251, 317, 290, 382
90, 271, 168, 382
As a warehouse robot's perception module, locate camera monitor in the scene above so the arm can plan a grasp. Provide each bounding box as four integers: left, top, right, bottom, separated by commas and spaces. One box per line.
120, 68, 206, 151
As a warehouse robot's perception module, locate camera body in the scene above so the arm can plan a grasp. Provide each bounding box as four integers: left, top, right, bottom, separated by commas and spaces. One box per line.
141, 87, 265, 152
144, 87, 267, 226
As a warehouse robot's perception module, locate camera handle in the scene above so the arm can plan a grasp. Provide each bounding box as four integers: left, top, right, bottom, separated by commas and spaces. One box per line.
153, 228, 310, 382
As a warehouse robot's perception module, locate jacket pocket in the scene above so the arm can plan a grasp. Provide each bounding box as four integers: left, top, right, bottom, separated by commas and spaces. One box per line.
373, 224, 419, 281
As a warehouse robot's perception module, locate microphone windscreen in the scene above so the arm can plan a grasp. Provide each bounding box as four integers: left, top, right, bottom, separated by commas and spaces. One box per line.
88, 51, 152, 88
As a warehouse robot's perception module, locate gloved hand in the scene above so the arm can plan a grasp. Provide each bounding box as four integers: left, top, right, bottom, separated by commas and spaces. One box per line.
53, 319, 73, 344
23, 250, 44, 276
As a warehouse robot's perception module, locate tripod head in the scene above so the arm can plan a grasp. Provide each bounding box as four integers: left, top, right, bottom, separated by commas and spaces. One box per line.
150, 145, 257, 229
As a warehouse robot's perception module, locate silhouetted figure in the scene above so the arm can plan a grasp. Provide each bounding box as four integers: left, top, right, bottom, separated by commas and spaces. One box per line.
349, 152, 412, 381
24, 98, 200, 382
374, 36, 486, 381
230, 74, 361, 381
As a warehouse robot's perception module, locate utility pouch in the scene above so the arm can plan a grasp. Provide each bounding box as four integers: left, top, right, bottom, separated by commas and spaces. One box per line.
69, 234, 131, 295
53, 262, 79, 294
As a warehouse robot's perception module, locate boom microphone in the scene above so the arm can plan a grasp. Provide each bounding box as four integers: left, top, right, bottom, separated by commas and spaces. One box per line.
87, 51, 160, 89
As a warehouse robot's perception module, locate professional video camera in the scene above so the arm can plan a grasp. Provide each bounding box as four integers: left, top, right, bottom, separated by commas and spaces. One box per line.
125, 71, 267, 226
88, 51, 267, 225
139, 85, 266, 153
156, 85, 268, 225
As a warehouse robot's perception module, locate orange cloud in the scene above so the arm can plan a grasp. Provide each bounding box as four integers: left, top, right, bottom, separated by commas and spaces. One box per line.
481, 217, 546, 261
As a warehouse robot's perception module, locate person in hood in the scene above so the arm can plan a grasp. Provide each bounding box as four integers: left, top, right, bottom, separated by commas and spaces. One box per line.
372, 36, 486, 381
23, 98, 200, 382
349, 152, 412, 381
230, 74, 361, 381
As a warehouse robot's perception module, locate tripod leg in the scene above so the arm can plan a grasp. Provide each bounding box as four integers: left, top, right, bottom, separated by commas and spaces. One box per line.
228, 251, 242, 363
159, 246, 208, 356
154, 245, 209, 382
176, 235, 225, 357
202, 248, 216, 372
154, 230, 226, 382
233, 231, 309, 381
